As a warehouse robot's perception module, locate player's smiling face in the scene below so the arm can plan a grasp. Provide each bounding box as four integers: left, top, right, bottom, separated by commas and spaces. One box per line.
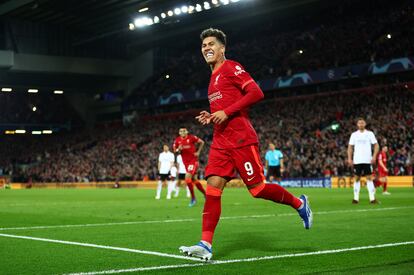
201, 36, 225, 66
179, 128, 188, 138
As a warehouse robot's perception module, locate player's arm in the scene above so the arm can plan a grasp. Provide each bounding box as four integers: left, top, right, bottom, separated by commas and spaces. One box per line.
347, 144, 354, 166
195, 138, 205, 157
372, 143, 379, 164
173, 140, 182, 154
211, 81, 264, 124
280, 158, 285, 173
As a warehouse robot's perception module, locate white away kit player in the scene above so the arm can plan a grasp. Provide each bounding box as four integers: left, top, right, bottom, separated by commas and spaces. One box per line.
347, 118, 379, 204
156, 144, 175, 199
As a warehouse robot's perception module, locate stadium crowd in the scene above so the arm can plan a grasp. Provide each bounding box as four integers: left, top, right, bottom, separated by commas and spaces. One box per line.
1, 84, 413, 182
126, 0, 414, 107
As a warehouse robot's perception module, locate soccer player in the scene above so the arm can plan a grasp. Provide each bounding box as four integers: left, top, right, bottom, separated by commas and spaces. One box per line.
377, 145, 390, 195
179, 28, 312, 261
265, 143, 284, 183
173, 128, 206, 206
156, 144, 175, 200
175, 154, 191, 198
347, 118, 379, 204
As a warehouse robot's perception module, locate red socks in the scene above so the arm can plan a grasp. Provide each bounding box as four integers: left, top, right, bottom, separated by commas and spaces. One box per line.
201, 185, 222, 245
250, 183, 302, 209
185, 178, 195, 200
194, 180, 206, 195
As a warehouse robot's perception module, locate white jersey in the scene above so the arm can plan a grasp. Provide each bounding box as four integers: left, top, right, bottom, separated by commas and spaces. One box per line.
158, 151, 174, 174
176, 154, 187, 174
349, 130, 378, 164
170, 166, 178, 178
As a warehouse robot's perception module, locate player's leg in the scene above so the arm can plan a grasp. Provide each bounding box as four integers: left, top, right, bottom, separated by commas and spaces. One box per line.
275, 165, 282, 183
365, 165, 377, 203
174, 178, 180, 197
353, 166, 361, 203
167, 177, 175, 199
155, 175, 163, 199
185, 173, 196, 206
234, 145, 312, 229
380, 175, 390, 195
179, 148, 233, 260
193, 170, 206, 196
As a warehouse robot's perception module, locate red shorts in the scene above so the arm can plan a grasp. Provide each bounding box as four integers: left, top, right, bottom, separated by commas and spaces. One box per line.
205, 144, 266, 187
183, 160, 199, 176
378, 169, 388, 178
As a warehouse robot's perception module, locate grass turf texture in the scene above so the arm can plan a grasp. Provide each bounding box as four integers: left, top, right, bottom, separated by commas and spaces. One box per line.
0, 187, 413, 274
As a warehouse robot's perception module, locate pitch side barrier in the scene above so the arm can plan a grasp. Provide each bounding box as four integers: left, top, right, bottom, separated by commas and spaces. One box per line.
6, 176, 413, 189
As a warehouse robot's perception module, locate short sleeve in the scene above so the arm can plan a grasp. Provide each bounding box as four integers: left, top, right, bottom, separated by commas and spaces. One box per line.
265, 152, 269, 161
370, 132, 378, 144
349, 133, 355, 145
158, 154, 162, 161
279, 151, 284, 158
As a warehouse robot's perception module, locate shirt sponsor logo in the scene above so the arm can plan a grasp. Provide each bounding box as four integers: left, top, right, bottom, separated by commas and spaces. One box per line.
234, 65, 246, 76
208, 91, 223, 103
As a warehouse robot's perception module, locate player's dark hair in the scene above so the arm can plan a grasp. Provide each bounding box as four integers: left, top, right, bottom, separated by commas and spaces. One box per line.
356, 117, 365, 122
200, 28, 227, 46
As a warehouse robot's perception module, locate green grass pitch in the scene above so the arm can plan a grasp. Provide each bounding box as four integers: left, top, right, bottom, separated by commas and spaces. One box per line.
1, 187, 413, 274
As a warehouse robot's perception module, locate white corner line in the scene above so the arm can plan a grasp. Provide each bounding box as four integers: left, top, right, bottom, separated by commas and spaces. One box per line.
0, 233, 203, 262
0, 206, 412, 232
64, 241, 414, 274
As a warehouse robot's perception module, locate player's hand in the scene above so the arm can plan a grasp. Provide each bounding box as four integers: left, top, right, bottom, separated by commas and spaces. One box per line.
176, 145, 183, 153
384, 168, 388, 172
210, 110, 228, 124
280, 167, 285, 173
195, 111, 211, 125
347, 159, 353, 167
371, 159, 376, 165
194, 152, 200, 157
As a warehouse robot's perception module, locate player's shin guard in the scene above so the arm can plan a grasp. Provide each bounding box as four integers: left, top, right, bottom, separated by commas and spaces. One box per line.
249, 183, 302, 209
354, 181, 360, 201
201, 185, 222, 245
194, 180, 206, 196
366, 180, 376, 201
185, 178, 195, 200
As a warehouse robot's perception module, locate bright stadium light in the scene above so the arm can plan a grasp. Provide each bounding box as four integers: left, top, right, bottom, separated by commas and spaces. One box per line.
32, 106, 37, 112
196, 4, 202, 12
28, 89, 38, 93
386, 33, 392, 39
231, 0, 241, 2
212, 0, 219, 4
204, 2, 211, 9
32, 131, 42, 135
54, 90, 64, 94
138, 7, 149, 13
181, 6, 188, 13
134, 18, 144, 27
5, 130, 15, 135
161, 12, 166, 18
174, 7, 181, 15
1, 88, 12, 92
221, 0, 230, 5
188, 5, 195, 13
298, 49, 304, 54
15, 130, 26, 134
129, 23, 135, 30
165, 74, 170, 79
153, 16, 160, 23
167, 10, 173, 16
145, 17, 153, 25
42, 130, 53, 134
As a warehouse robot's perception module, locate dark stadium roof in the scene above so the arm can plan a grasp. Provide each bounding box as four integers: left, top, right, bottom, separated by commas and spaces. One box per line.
0, 0, 331, 48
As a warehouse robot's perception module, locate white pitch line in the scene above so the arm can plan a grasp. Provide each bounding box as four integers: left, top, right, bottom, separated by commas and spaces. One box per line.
64, 241, 414, 274
0, 206, 412, 232
0, 233, 203, 262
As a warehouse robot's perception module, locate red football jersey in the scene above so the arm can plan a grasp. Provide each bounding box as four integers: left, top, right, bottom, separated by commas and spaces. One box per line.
208, 59, 262, 149
173, 134, 201, 164
377, 151, 387, 171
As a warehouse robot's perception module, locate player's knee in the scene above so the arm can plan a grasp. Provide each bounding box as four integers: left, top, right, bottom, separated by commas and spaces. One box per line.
248, 183, 265, 198
185, 178, 192, 184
